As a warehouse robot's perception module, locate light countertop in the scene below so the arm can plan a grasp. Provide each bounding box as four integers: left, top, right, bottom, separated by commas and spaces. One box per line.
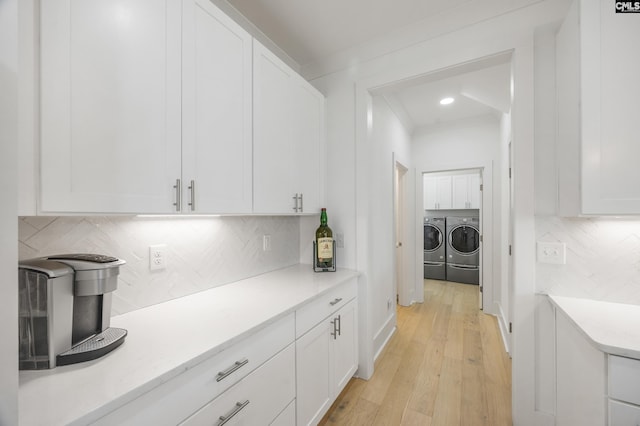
19, 264, 359, 426
548, 295, 640, 359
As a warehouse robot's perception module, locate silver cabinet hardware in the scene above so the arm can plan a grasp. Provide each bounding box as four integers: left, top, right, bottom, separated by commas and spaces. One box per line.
330, 314, 342, 340
216, 358, 249, 382
292, 193, 303, 212
329, 297, 342, 306
188, 180, 196, 211
331, 318, 338, 340
173, 179, 181, 212
217, 400, 249, 426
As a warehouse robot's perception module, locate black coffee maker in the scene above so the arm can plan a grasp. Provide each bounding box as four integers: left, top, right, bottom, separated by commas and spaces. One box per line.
18, 254, 127, 369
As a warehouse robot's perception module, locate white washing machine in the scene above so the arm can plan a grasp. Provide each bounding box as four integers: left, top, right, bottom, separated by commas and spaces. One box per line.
446, 216, 480, 285
423, 217, 446, 280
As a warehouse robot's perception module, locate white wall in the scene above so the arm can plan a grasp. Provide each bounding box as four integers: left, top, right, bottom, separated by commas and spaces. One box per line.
369, 96, 412, 354
0, 0, 19, 422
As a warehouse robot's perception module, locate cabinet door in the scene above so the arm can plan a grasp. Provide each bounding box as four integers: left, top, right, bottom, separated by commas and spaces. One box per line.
40, 0, 182, 213
468, 174, 481, 208
291, 76, 325, 214
423, 176, 438, 210
436, 176, 452, 209
253, 41, 296, 214
452, 175, 469, 209
296, 320, 332, 426
581, 0, 640, 214
332, 299, 358, 395
181, 0, 252, 214
558, 0, 640, 215
555, 311, 606, 426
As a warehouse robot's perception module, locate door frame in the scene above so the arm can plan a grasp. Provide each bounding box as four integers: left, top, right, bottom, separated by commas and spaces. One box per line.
393, 156, 412, 306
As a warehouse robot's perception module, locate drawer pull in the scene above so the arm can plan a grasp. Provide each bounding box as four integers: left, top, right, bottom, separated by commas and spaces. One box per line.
216, 358, 249, 382
329, 297, 343, 306
218, 400, 249, 426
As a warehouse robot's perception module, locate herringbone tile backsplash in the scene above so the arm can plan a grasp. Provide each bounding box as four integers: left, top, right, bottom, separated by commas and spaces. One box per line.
19, 216, 300, 315
536, 216, 640, 305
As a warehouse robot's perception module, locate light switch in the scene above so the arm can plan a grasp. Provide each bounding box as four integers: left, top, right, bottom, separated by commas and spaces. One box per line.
537, 241, 566, 264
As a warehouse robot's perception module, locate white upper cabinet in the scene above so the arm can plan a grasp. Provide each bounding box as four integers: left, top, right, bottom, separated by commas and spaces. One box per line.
181, 0, 252, 214
557, 0, 640, 215
253, 40, 325, 214
423, 175, 452, 210
452, 174, 481, 209
40, 0, 182, 214
40, 0, 253, 214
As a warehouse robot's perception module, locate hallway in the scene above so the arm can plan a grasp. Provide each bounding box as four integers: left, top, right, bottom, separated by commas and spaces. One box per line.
320, 279, 512, 425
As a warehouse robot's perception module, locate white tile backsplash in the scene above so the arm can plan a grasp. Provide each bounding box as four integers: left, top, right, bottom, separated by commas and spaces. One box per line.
536, 216, 640, 305
19, 216, 300, 315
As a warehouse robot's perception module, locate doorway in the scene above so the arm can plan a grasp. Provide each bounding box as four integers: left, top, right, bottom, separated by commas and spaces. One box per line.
394, 158, 410, 306
422, 168, 484, 308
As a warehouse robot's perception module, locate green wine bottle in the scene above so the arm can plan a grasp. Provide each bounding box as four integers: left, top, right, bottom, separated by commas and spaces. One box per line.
315, 208, 334, 268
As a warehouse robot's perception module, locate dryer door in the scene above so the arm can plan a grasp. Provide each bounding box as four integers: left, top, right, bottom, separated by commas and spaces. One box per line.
448, 225, 480, 255
423, 224, 443, 252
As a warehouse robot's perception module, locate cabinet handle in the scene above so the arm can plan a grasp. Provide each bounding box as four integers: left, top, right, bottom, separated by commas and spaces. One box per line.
331, 318, 338, 340
337, 314, 342, 336
217, 400, 250, 426
299, 193, 303, 212
329, 297, 343, 306
292, 193, 299, 212
188, 180, 196, 211
173, 179, 181, 212
216, 358, 249, 382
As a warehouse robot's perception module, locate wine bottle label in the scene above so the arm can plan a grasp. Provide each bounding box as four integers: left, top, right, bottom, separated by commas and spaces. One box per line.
317, 237, 333, 259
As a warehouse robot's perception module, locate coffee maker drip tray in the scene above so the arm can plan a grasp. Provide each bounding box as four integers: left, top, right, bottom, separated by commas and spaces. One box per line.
56, 327, 127, 366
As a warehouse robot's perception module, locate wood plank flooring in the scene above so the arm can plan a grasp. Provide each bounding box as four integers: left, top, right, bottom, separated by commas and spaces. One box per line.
319, 279, 512, 426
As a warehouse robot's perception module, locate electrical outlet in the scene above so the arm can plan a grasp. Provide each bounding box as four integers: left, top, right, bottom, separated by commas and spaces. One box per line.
149, 244, 167, 271
537, 241, 566, 264
336, 233, 344, 248
263, 235, 272, 252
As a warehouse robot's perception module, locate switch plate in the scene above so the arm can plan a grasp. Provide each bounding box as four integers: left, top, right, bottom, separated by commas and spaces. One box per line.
537, 241, 566, 264
263, 235, 271, 251
149, 244, 167, 271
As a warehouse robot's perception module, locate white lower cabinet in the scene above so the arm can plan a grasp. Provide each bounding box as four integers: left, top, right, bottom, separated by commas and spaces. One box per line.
93, 314, 294, 425
555, 311, 606, 426
296, 290, 358, 426
609, 355, 640, 425
181, 343, 296, 425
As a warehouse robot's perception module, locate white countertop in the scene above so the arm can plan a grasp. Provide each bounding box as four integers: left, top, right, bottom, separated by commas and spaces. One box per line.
19, 264, 359, 426
548, 295, 640, 359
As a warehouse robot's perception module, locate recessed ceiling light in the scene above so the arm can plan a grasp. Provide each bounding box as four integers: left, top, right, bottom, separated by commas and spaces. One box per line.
440, 97, 455, 105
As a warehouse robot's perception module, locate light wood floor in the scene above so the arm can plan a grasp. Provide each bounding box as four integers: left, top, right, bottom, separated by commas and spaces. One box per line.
319, 279, 512, 426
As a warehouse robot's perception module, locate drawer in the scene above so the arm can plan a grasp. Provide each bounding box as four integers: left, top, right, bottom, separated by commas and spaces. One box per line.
609, 399, 640, 426
609, 355, 640, 406
296, 278, 357, 338
94, 313, 294, 425
181, 343, 296, 426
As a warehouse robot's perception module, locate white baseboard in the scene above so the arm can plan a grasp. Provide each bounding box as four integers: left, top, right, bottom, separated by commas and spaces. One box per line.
373, 314, 396, 362
494, 301, 511, 355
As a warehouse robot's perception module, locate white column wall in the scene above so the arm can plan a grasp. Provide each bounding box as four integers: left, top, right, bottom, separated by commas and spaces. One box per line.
0, 0, 20, 423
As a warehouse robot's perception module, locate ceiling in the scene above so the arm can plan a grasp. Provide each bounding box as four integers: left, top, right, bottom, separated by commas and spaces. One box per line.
226, 0, 513, 132
226, 0, 471, 67
381, 62, 511, 132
